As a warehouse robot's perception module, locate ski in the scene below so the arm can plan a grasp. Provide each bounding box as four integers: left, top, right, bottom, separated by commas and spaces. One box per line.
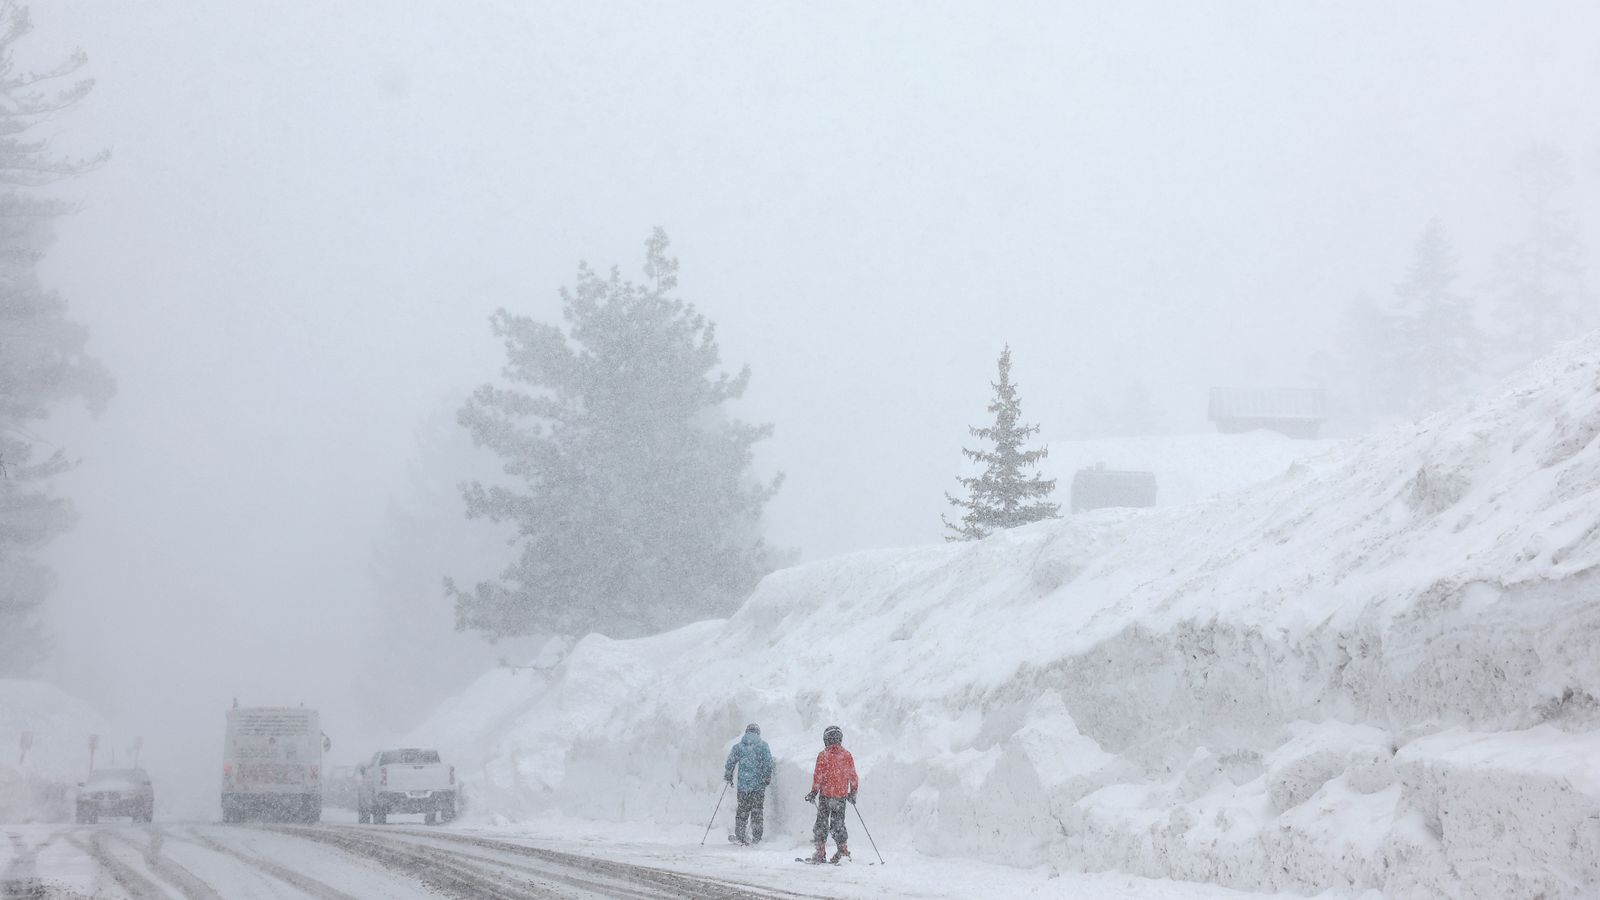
796, 856, 877, 866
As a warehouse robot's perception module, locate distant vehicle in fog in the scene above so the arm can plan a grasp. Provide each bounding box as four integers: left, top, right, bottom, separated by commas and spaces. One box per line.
357, 748, 456, 825
221, 705, 330, 823
75, 769, 154, 823
324, 764, 359, 809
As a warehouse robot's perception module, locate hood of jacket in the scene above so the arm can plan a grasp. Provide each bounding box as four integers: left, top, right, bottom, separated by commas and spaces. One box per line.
727, 731, 774, 790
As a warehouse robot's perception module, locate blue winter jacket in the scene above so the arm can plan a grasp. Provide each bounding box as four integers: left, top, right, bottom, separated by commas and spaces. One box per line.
724, 732, 774, 791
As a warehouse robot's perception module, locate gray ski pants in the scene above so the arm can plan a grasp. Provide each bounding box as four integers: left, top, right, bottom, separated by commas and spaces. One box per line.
811, 796, 847, 846
735, 789, 765, 842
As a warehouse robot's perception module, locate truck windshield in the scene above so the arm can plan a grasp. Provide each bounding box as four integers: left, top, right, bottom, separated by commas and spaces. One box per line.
378, 750, 440, 765
87, 769, 146, 787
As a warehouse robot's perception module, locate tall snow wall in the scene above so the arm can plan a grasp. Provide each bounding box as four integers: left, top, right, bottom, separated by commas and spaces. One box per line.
419, 333, 1600, 898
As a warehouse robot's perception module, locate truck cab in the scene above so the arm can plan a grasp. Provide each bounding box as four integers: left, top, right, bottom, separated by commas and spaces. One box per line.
357, 748, 456, 825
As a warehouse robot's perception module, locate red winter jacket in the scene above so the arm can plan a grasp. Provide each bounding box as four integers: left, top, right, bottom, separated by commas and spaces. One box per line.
811, 745, 858, 798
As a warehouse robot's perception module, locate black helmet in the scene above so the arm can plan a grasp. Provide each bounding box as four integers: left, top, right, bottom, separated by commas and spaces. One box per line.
823, 725, 843, 746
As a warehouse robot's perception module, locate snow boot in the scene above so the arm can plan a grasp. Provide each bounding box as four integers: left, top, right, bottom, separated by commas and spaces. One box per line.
830, 843, 850, 864
809, 843, 828, 863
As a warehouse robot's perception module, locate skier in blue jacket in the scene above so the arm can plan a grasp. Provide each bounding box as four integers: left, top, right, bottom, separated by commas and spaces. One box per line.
724, 723, 774, 844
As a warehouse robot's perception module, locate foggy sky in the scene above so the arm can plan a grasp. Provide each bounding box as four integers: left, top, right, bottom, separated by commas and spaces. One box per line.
20, 0, 1600, 813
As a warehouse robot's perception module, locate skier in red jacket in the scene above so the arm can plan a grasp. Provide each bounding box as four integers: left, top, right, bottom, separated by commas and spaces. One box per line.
803, 725, 858, 863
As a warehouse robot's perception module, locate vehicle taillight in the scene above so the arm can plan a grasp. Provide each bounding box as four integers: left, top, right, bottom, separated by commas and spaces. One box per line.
310, 765, 319, 781
223, 763, 233, 783
449, 766, 455, 786
380, 766, 387, 787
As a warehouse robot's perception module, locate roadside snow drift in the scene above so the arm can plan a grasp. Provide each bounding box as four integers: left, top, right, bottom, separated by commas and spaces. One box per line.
418, 333, 1600, 898
0, 680, 117, 822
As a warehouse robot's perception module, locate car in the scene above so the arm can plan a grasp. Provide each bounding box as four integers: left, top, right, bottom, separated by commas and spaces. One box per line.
76, 768, 154, 823
324, 765, 360, 810
357, 748, 456, 825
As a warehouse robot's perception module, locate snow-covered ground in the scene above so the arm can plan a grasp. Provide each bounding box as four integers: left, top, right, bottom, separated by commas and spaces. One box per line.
418, 334, 1600, 898
4, 818, 1338, 899
452, 814, 1366, 900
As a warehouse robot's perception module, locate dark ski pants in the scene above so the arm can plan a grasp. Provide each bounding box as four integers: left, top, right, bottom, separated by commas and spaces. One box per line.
735, 789, 765, 842
811, 796, 848, 847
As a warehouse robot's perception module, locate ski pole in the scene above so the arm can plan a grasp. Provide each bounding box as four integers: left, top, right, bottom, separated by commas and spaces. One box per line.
700, 781, 729, 845
851, 800, 885, 864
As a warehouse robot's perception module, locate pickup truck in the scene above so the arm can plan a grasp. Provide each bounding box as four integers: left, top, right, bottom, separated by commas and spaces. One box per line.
356, 748, 456, 825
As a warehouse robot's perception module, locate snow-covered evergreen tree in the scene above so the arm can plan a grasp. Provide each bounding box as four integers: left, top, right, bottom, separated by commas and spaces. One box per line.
1394, 218, 1481, 416
358, 398, 538, 732
1315, 221, 1481, 427
449, 228, 783, 639
944, 346, 1058, 541
1489, 144, 1590, 367
1311, 293, 1402, 427
0, 5, 113, 676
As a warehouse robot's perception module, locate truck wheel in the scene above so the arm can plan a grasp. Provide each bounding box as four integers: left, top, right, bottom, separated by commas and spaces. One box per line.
75, 806, 91, 824
373, 802, 387, 825
357, 801, 370, 825
424, 810, 438, 826
440, 798, 457, 823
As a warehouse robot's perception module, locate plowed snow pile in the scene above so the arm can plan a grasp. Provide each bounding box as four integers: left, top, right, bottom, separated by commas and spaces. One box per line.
0, 680, 117, 822
421, 334, 1600, 898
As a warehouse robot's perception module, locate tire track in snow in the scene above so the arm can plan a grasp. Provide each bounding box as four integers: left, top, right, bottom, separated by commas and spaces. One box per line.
64, 830, 166, 900
376, 827, 820, 900
99, 828, 224, 900
3, 831, 46, 897
272, 824, 747, 899
280, 825, 819, 899
167, 828, 360, 900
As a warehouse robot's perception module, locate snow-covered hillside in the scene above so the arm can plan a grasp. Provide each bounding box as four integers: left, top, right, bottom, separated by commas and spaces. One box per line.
415, 334, 1600, 898
0, 680, 118, 822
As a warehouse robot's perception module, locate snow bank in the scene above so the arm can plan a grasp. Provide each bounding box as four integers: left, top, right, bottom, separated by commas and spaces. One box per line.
416, 333, 1600, 897
0, 679, 118, 822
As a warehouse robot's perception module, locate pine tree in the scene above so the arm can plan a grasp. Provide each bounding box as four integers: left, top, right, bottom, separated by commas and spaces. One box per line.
0, 4, 113, 676
359, 399, 532, 733
448, 228, 783, 639
1489, 144, 1590, 367
944, 346, 1058, 541
1393, 218, 1481, 416
1310, 293, 1403, 427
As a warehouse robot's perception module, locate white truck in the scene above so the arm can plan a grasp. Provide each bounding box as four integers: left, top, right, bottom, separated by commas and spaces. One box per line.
356, 748, 456, 825
221, 705, 329, 823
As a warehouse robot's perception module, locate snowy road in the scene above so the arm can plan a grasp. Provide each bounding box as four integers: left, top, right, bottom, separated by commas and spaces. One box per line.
4, 820, 1320, 899
1, 823, 818, 899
